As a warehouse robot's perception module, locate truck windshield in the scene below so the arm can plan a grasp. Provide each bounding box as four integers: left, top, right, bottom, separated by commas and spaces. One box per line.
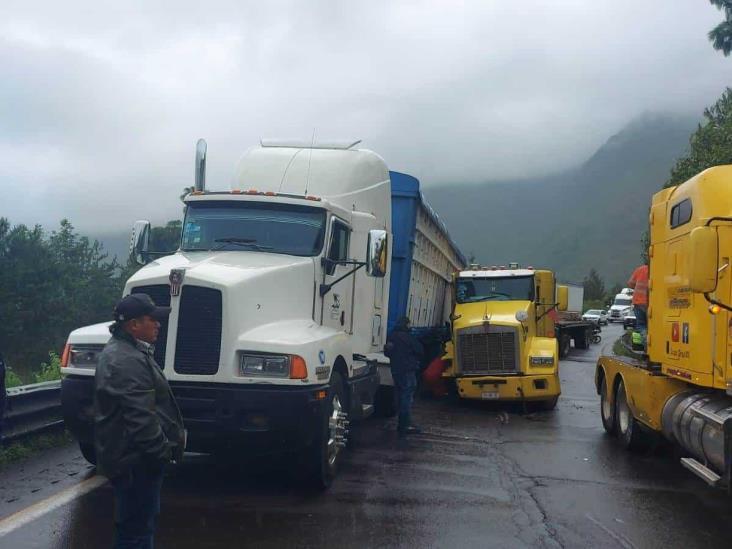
181, 201, 327, 256
614, 297, 632, 306
456, 276, 534, 303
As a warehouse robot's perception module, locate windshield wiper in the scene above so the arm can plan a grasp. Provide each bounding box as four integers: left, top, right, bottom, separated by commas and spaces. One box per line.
212, 238, 273, 252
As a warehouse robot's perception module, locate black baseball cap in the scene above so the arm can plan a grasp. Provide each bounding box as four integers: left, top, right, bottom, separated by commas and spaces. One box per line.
113, 293, 171, 322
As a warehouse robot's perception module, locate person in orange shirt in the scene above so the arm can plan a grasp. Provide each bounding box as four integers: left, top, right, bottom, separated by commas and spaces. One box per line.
627, 262, 649, 335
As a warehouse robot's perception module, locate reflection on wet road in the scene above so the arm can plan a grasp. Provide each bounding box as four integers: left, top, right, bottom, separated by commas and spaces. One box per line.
2, 324, 732, 548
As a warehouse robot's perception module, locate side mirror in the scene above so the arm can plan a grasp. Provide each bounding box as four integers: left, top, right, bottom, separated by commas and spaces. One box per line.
366, 229, 388, 278
130, 220, 151, 266
689, 226, 718, 293
557, 285, 569, 312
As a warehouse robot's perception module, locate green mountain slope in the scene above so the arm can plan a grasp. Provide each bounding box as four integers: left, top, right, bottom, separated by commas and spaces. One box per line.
425, 113, 698, 285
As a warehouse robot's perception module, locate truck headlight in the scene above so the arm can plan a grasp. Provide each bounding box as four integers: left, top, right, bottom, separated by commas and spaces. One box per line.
240, 354, 291, 378
68, 345, 105, 369
530, 356, 554, 366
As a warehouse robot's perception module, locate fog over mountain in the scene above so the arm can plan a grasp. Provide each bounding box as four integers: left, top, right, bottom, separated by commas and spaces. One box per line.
424, 113, 699, 286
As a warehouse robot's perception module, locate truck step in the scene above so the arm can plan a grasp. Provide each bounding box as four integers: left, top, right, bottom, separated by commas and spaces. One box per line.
361, 404, 374, 418
690, 405, 725, 428
680, 457, 721, 486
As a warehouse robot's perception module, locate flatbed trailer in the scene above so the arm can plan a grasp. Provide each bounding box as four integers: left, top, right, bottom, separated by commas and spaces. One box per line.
556, 320, 597, 358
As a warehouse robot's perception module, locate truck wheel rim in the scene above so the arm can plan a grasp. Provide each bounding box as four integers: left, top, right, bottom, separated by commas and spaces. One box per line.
327, 395, 347, 467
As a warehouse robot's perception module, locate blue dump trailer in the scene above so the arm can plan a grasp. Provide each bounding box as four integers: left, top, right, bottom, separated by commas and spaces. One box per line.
387, 171, 466, 334
372, 171, 465, 414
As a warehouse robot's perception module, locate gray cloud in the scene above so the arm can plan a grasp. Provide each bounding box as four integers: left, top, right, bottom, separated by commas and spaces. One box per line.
1, 0, 729, 234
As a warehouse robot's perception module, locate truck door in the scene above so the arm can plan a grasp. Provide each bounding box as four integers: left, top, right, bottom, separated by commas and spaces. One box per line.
321, 217, 355, 333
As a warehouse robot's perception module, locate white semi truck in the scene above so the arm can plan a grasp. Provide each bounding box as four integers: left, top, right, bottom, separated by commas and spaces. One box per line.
60, 139, 464, 488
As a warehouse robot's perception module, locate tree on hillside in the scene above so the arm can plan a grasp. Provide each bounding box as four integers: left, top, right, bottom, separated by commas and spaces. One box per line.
583, 269, 606, 301
0, 219, 122, 378
709, 1, 732, 56
666, 88, 732, 187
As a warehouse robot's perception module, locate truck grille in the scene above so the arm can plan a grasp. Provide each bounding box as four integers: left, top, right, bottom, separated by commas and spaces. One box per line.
174, 286, 222, 375
457, 325, 519, 374
131, 285, 171, 368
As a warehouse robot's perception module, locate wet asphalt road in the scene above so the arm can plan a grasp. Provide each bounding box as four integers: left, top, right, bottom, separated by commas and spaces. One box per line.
2, 323, 732, 548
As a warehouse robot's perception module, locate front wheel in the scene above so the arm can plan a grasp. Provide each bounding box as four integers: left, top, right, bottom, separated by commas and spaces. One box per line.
304, 372, 348, 490
536, 396, 558, 411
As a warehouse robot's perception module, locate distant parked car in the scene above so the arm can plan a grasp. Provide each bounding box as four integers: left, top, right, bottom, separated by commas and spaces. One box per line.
582, 309, 608, 326
623, 311, 637, 330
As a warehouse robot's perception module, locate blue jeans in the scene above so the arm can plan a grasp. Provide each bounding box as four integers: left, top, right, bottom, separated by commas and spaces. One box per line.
111, 463, 165, 549
634, 305, 647, 331
392, 371, 417, 433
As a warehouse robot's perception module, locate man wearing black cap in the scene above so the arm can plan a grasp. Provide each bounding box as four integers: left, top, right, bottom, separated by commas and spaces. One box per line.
95, 293, 184, 549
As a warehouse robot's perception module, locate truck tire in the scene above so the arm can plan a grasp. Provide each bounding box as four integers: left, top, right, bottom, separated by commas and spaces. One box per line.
305, 372, 348, 490
615, 380, 654, 451
599, 375, 615, 435
374, 385, 397, 417
536, 396, 558, 411
559, 333, 571, 358
574, 329, 590, 350
79, 442, 97, 465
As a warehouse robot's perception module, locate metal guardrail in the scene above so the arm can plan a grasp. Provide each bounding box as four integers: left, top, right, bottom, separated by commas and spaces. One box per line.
2, 380, 63, 444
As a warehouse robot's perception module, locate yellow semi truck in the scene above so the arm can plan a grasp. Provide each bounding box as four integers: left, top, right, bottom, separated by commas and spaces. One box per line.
596, 165, 732, 489
442, 266, 584, 410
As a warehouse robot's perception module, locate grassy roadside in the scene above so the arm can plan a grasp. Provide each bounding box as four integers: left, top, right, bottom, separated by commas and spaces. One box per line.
612, 330, 639, 359
0, 431, 73, 469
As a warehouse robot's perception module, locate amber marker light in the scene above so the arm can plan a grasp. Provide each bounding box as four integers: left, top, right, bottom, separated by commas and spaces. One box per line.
314, 389, 328, 400
709, 304, 722, 315
61, 343, 71, 368
290, 355, 308, 379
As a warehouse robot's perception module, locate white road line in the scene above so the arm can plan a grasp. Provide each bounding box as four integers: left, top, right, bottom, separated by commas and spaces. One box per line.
0, 476, 107, 537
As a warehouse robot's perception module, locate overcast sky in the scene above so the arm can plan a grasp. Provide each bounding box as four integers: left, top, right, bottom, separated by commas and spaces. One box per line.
1, 0, 730, 233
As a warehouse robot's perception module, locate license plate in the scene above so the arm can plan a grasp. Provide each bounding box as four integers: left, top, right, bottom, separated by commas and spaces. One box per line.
481, 391, 499, 400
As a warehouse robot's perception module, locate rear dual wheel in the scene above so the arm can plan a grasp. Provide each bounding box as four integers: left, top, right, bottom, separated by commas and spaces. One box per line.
599, 375, 615, 435
614, 379, 656, 451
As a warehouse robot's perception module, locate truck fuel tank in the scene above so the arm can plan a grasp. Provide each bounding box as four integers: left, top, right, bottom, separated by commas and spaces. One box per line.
661, 391, 732, 475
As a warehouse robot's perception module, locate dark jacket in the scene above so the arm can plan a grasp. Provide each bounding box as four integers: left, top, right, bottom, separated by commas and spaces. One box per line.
94, 330, 184, 479
384, 327, 424, 374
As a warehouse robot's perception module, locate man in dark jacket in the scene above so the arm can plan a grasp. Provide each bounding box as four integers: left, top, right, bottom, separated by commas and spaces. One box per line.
384, 317, 424, 436
95, 293, 184, 549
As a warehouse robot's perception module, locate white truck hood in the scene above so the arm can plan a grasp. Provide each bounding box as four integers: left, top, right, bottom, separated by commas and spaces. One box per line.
128, 251, 315, 289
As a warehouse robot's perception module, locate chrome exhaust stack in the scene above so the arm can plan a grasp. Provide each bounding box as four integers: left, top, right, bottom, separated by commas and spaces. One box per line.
194, 138, 207, 192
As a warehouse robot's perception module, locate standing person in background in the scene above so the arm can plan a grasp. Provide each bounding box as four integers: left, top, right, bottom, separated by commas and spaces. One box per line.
627, 261, 649, 344
384, 317, 424, 437
0, 351, 6, 445
95, 293, 185, 549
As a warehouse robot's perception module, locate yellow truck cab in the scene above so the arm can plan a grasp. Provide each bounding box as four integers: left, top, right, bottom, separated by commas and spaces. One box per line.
596, 165, 732, 490
443, 266, 567, 410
